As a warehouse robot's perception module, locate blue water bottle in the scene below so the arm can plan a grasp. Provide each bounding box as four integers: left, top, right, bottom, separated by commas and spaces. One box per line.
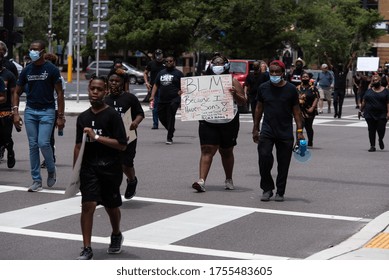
58, 129, 63, 136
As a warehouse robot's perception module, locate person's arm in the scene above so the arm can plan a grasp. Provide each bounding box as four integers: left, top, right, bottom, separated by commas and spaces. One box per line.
230, 78, 247, 105
130, 114, 144, 130
150, 83, 158, 101
252, 101, 263, 143
292, 103, 305, 141
83, 127, 126, 151
55, 81, 65, 130
143, 69, 151, 91
12, 84, 23, 130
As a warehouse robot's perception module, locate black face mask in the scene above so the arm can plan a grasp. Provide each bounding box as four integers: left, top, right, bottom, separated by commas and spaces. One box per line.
296, 64, 303, 69
302, 80, 310, 85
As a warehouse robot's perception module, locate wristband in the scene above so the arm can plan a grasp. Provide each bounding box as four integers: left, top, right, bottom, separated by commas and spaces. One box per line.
297, 129, 303, 133
12, 106, 18, 110
94, 134, 100, 141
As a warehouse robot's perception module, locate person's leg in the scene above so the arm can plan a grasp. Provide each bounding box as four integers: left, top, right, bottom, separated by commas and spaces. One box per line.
80, 201, 97, 247
365, 118, 377, 148
105, 207, 121, 235
274, 138, 294, 196
2, 117, 15, 168
24, 108, 42, 182
333, 90, 339, 117
219, 146, 234, 180
199, 144, 218, 181
250, 96, 257, 120
152, 91, 159, 128
166, 101, 179, 140
258, 137, 275, 193
157, 103, 168, 130
377, 118, 387, 149
338, 90, 345, 118
37, 108, 56, 174
304, 117, 315, 146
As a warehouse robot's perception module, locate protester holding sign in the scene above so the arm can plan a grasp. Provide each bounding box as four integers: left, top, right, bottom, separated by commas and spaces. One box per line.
192, 53, 246, 192
105, 69, 144, 199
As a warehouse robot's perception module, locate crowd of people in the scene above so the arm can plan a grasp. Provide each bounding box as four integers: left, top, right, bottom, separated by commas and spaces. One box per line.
1, 39, 389, 259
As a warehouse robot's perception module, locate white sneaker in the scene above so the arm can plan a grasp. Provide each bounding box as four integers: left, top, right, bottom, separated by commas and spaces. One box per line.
192, 179, 205, 192
225, 179, 234, 190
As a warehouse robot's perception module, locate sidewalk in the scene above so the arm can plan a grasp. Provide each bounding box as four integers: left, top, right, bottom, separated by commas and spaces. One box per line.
17, 99, 389, 260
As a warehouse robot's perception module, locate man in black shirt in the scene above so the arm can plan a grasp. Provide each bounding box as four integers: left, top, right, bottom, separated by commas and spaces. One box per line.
150, 56, 184, 144
0, 41, 18, 79
252, 60, 304, 202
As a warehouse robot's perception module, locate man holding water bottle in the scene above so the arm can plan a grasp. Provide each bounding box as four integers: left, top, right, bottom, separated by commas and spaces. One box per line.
252, 60, 304, 202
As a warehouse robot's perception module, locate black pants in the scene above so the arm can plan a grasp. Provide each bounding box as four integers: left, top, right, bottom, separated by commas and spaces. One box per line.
0, 116, 14, 152
365, 118, 387, 147
257, 136, 294, 196
333, 88, 346, 117
302, 117, 315, 146
158, 101, 180, 140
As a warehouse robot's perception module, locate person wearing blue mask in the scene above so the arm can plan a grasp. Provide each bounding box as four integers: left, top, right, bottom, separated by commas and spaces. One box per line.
252, 60, 304, 202
12, 40, 65, 192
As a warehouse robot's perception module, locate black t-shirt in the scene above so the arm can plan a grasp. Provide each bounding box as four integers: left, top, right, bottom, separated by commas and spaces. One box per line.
0, 59, 18, 79
0, 68, 16, 111
333, 68, 349, 89
363, 88, 389, 120
76, 106, 127, 166
245, 71, 270, 96
296, 84, 319, 118
104, 91, 145, 132
154, 68, 184, 103
256, 81, 299, 140
146, 60, 166, 85
288, 68, 304, 86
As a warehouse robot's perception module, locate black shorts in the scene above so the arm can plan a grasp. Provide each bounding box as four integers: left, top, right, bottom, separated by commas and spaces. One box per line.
121, 139, 137, 167
198, 114, 239, 148
80, 163, 123, 208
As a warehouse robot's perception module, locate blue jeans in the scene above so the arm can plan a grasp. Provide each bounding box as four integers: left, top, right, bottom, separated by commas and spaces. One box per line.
24, 107, 56, 182
152, 93, 159, 128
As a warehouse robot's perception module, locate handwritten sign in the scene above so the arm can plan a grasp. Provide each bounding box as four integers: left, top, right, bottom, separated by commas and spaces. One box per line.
180, 74, 234, 121
356, 57, 379, 72
122, 108, 137, 143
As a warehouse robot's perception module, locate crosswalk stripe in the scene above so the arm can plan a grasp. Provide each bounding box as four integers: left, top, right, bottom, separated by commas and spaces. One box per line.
122, 206, 253, 245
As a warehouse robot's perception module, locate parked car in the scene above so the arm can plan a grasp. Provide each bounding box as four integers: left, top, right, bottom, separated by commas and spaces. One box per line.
85, 60, 145, 84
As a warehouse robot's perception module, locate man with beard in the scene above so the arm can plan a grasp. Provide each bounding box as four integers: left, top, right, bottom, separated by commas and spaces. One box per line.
105, 69, 144, 199
150, 55, 184, 144
73, 75, 127, 260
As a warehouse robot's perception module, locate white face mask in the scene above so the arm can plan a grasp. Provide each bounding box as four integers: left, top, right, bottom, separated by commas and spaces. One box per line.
212, 65, 224, 75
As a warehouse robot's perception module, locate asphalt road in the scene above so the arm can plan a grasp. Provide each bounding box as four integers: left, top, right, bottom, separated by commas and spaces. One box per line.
0, 96, 388, 260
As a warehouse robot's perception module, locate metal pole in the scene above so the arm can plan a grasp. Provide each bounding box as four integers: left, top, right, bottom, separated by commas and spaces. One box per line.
67, 0, 74, 83
48, 0, 53, 53
76, 1, 81, 102
96, 0, 101, 76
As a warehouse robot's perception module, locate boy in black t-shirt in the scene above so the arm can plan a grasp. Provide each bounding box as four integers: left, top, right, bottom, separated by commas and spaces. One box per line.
74, 76, 127, 260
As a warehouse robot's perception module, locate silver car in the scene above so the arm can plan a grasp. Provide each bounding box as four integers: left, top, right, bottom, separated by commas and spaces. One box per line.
85, 60, 145, 84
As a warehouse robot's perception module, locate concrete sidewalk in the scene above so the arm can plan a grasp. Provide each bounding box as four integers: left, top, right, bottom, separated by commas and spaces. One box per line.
17, 98, 389, 260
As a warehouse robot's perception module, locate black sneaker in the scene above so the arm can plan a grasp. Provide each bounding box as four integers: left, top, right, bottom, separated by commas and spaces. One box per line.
166, 138, 173, 145
125, 177, 137, 199
368, 146, 376, 152
379, 139, 385, 150
260, 191, 273, 201
7, 150, 15, 168
107, 233, 123, 254
275, 193, 284, 202
77, 247, 93, 260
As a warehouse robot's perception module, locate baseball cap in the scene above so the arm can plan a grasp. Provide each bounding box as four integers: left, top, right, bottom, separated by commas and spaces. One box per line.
0, 78, 5, 92
269, 60, 286, 72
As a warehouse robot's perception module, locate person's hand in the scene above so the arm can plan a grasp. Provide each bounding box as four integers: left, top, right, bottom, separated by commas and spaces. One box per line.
297, 132, 305, 141
83, 127, 97, 141
145, 83, 151, 91
130, 121, 138, 130
56, 116, 66, 130
252, 130, 260, 143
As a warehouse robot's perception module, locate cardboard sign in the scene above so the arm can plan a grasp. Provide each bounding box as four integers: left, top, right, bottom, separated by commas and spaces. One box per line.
180, 74, 234, 121
65, 133, 86, 198
122, 108, 137, 143
356, 57, 379, 72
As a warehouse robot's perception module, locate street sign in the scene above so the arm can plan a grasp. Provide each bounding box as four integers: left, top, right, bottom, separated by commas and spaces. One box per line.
93, 4, 109, 19
92, 0, 109, 3
73, 18, 88, 35
73, 35, 87, 46
74, 0, 88, 8
93, 39, 107, 50
73, 8, 88, 17
90, 21, 109, 36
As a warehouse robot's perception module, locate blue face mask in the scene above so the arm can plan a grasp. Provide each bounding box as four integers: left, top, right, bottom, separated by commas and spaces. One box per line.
270, 75, 282, 84
29, 50, 41, 62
